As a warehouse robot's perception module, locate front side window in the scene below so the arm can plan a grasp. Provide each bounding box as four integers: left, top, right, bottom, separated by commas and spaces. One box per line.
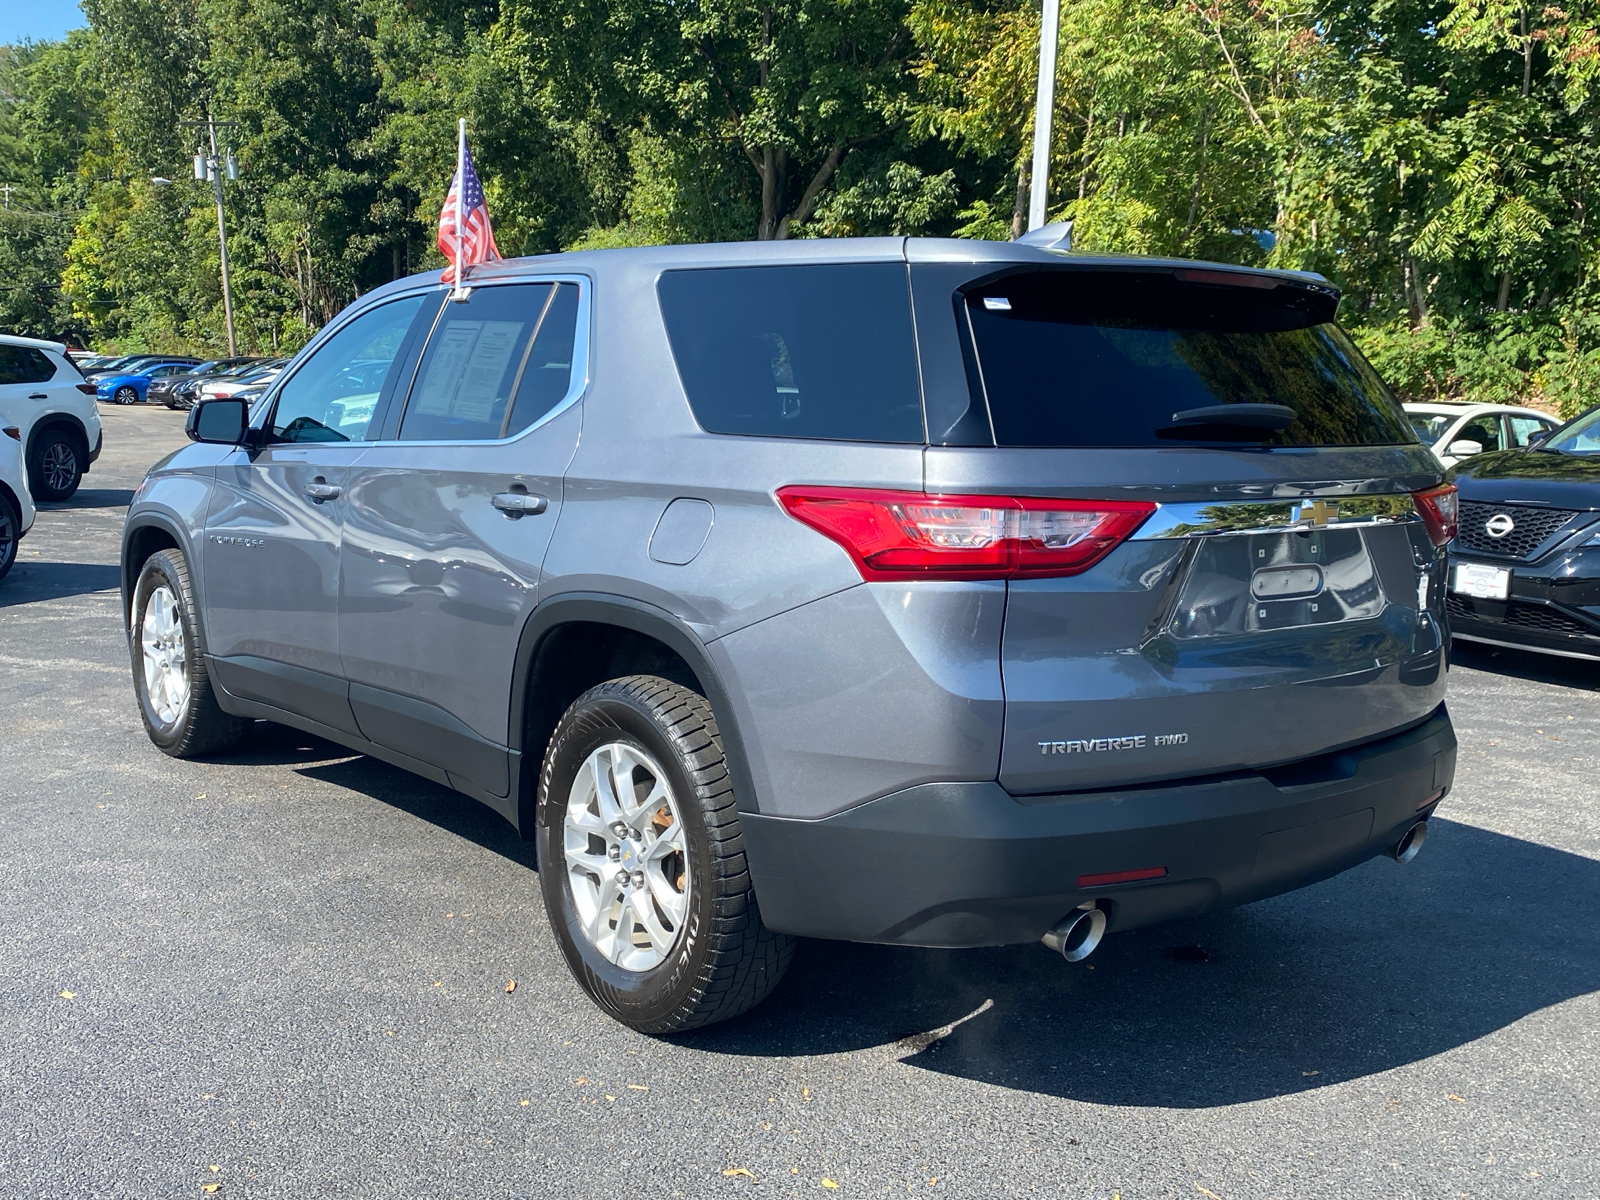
658, 264, 924, 443
964, 270, 1416, 448
270, 295, 426, 443
1458, 414, 1505, 452
398, 282, 581, 442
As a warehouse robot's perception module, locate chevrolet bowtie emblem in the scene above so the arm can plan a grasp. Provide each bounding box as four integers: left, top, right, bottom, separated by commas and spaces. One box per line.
1293, 499, 1340, 527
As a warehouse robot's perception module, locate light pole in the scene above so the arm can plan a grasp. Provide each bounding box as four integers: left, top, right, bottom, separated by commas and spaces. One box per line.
183, 114, 240, 356
1027, 0, 1061, 232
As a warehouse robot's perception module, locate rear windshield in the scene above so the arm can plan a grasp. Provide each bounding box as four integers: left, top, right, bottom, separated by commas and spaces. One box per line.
964, 270, 1415, 448
659, 264, 924, 443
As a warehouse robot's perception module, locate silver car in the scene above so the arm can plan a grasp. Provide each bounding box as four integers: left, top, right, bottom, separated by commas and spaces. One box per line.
122, 239, 1460, 1032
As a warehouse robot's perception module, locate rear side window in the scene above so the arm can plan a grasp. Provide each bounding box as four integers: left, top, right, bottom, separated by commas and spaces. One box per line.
964, 270, 1415, 448
0, 346, 57, 385
658, 264, 924, 443
399, 281, 580, 442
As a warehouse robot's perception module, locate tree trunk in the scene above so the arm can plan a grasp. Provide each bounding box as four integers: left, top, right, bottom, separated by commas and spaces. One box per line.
1521, 8, 1532, 97
1405, 256, 1428, 326
1497, 269, 1512, 311
1011, 160, 1029, 240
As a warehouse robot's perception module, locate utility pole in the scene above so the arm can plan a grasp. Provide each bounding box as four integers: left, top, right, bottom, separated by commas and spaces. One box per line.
0, 183, 14, 209
182, 114, 240, 356
1027, 0, 1061, 232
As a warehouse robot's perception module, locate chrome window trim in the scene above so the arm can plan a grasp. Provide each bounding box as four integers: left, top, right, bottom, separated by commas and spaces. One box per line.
1131, 494, 1421, 540
380, 274, 592, 448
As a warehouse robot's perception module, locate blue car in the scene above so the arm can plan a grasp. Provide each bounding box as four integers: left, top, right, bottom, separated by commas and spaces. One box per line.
97, 362, 202, 406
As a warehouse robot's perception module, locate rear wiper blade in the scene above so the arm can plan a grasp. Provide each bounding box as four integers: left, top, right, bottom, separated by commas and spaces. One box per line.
1157, 403, 1297, 441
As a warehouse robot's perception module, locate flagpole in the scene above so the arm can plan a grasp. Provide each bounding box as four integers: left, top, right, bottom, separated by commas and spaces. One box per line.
453, 117, 467, 298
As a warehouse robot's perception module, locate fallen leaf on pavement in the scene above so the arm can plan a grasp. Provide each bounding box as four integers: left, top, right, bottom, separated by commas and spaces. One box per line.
821, 1179, 839, 1190
201, 1186, 221, 1195
209, 1166, 219, 1173
520, 1099, 530, 1106
1301, 1070, 1320, 1077
722, 1168, 756, 1179
1196, 1187, 1223, 1200
627, 1084, 648, 1091
802, 1087, 812, 1101
58, 990, 75, 999
605, 1094, 615, 1102
575, 1077, 587, 1085
504, 980, 516, 993
1447, 1094, 1466, 1103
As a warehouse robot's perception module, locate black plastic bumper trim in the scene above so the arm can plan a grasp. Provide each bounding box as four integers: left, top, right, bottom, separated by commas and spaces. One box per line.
739, 707, 1455, 947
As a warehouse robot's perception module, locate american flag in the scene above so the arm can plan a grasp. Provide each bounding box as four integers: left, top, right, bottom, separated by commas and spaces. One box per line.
437, 131, 500, 284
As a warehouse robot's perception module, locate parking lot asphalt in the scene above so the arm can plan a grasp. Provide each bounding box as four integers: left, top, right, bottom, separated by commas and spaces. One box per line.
1, 403, 1597, 1200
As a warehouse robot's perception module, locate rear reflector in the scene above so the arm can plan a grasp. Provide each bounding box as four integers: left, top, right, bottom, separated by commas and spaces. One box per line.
2, 425, 20, 441
1418, 787, 1446, 811
1076, 866, 1168, 889
1411, 482, 1459, 547
776, 486, 1157, 581
76, 383, 98, 395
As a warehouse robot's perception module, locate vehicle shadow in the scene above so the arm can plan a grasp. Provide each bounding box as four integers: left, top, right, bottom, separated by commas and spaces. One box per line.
685, 818, 1600, 1107
204, 726, 1600, 1108
269, 729, 540, 873
0, 561, 122, 607
1452, 639, 1600, 689
37, 488, 137, 510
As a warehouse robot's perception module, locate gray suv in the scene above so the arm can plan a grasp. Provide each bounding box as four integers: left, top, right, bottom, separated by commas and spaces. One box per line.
122, 239, 1460, 1033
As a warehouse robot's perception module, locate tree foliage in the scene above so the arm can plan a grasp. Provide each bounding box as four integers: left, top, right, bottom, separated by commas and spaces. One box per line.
1, 0, 1599, 412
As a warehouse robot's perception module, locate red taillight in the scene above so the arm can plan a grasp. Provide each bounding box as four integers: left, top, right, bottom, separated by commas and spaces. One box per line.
2, 425, 20, 441
76, 383, 97, 395
1412, 482, 1459, 547
776, 486, 1157, 581
1077, 866, 1168, 888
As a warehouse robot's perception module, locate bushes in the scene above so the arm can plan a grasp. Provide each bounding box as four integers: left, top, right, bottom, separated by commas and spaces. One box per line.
1347, 315, 1588, 414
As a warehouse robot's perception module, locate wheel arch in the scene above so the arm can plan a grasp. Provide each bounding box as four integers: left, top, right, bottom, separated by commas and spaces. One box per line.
25, 414, 89, 466
510, 593, 762, 834
121, 514, 192, 631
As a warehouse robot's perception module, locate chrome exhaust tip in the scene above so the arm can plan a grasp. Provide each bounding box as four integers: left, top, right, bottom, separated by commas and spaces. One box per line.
1390, 820, 1428, 865
1042, 903, 1107, 963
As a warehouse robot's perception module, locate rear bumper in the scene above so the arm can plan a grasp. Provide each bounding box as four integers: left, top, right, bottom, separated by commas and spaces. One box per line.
739, 707, 1456, 947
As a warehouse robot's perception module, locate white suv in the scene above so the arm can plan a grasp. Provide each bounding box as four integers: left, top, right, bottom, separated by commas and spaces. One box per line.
0, 423, 36, 582
0, 334, 104, 502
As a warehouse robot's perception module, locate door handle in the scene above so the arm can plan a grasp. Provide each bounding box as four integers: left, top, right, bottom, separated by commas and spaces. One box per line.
28, 393, 47, 400
491, 491, 548, 517
304, 480, 341, 503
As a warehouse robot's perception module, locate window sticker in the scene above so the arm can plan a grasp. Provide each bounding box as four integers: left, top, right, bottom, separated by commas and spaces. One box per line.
412, 322, 481, 416
452, 320, 524, 422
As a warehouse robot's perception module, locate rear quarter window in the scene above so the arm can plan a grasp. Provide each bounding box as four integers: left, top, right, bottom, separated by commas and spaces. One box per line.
658, 264, 924, 443
963, 269, 1416, 448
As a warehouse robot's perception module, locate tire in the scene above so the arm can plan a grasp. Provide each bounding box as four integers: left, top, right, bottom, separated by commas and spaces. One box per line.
27, 428, 83, 502
114, 385, 139, 405
0, 490, 19, 583
130, 549, 248, 757
537, 675, 793, 1034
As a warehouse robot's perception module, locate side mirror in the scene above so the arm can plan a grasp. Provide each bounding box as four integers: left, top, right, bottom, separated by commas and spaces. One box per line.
186, 396, 249, 445
1528, 430, 1551, 448
1446, 439, 1484, 458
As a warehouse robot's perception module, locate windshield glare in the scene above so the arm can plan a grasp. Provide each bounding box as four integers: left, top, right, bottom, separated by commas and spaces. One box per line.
1548, 406, 1600, 453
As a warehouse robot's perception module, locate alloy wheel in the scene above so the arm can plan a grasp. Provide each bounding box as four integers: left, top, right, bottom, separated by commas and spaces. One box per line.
0, 506, 13, 571
40, 441, 78, 494
563, 741, 690, 971
140, 585, 190, 726
115, 386, 138, 405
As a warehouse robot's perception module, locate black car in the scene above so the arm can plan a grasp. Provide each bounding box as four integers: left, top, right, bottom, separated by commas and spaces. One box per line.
1446, 403, 1600, 660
